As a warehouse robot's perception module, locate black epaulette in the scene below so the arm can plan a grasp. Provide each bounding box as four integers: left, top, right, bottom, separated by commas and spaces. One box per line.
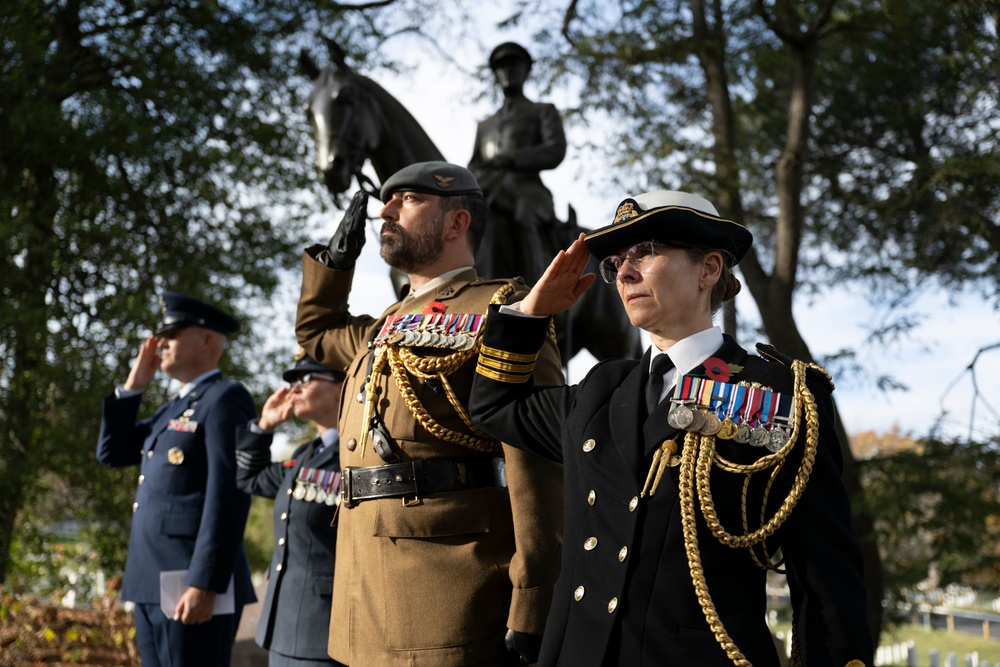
755, 342, 835, 391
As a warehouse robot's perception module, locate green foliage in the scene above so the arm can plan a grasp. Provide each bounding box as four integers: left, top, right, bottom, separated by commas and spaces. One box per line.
0, 0, 426, 585
528, 0, 1000, 301
244, 496, 277, 576
858, 436, 1000, 600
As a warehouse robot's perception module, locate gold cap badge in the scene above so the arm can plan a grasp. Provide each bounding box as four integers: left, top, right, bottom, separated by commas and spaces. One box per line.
613, 201, 639, 225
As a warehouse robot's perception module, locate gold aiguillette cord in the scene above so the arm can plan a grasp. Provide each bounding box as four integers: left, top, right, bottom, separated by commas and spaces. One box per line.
357, 346, 387, 460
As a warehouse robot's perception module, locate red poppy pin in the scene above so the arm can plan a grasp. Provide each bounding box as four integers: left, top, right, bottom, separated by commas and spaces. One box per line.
282, 459, 297, 468
703, 357, 742, 382
423, 301, 447, 315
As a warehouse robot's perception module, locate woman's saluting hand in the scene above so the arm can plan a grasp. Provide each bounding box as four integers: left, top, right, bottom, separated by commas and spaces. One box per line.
520, 233, 597, 317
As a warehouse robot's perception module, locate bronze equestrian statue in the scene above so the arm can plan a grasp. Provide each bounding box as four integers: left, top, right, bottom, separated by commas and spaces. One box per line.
299, 38, 641, 364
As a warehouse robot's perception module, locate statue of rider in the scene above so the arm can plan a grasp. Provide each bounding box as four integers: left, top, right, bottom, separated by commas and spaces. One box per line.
469, 42, 567, 285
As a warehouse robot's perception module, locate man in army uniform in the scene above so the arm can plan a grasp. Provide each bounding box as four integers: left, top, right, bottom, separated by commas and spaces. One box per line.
295, 161, 565, 666
469, 42, 567, 284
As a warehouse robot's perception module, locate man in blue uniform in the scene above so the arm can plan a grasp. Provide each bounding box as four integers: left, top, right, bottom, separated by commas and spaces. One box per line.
97, 291, 257, 667
236, 350, 347, 667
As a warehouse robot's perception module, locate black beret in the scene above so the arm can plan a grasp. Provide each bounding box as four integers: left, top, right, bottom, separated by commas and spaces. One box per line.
584, 190, 753, 264
379, 161, 483, 202
282, 348, 346, 383
154, 291, 240, 336
489, 42, 533, 69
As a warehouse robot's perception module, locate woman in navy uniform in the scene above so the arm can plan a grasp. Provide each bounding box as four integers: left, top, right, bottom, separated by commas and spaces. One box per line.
97, 291, 257, 667
469, 191, 874, 667
235, 351, 347, 667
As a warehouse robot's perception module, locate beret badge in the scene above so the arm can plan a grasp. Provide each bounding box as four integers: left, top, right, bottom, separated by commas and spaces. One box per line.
433, 175, 455, 189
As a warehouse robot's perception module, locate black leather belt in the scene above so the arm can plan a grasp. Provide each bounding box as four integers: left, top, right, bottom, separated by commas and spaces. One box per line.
341, 457, 507, 508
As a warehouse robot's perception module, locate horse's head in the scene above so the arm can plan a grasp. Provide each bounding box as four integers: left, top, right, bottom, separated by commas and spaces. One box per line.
299, 41, 378, 195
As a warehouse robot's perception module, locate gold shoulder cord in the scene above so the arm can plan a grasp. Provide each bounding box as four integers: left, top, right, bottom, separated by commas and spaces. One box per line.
678, 359, 825, 667
380, 283, 516, 454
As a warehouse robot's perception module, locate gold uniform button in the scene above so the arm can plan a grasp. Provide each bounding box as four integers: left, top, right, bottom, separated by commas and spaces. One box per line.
146, 450, 154, 459
132, 502, 139, 513
608, 597, 618, 613
280, 512, 288, 521
628, 496, 639, 512
587, 490, 596, 506
346, 437, 358, 452
286, 488, 293, 495
573, 586, 585, 601
584, 537, 598, 551
618, 546, 628, 562
278, 538, 285, 546
582, 439, 596, 452
138, 475, 145, 485
275, 564, 282, 572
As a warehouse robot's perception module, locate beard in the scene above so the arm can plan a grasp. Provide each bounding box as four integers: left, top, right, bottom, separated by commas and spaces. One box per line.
379, 212, 445, 273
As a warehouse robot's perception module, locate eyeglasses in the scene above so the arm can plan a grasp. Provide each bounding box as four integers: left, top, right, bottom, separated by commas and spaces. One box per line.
598, 241, 687, 284
292, 373, 339, 387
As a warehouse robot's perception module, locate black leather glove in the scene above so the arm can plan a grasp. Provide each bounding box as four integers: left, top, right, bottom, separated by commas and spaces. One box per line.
318, 190, 369, 269
505, 629, 543, 664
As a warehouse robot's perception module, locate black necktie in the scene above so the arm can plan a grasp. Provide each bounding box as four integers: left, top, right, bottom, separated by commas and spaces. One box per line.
645, 354, 674, 415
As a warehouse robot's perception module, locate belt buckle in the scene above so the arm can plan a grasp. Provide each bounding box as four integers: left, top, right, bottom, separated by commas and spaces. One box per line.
341, 467, 356, 508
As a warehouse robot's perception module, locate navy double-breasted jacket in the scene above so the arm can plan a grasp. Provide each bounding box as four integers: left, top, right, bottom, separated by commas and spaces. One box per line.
235, 427, 340, 660
96, 373, 257, 608
469, 308, 874, 667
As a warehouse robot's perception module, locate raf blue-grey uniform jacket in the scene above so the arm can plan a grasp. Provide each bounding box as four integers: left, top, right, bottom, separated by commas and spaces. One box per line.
96, 373, 257, 608
235, 427, 340, 660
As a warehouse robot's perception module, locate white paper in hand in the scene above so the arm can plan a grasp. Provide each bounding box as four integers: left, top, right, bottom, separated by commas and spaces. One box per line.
159, 570, 235, 619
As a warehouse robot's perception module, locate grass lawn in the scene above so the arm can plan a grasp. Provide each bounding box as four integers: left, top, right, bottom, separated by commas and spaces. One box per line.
876, 623, 1000, 665
771, 622, 1000, 665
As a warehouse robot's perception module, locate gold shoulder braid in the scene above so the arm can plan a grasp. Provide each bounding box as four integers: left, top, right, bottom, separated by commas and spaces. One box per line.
376, 283, 516, 455
671, 358, 826, 667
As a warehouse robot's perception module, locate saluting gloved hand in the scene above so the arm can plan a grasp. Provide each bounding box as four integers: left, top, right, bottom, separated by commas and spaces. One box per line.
505, 629, 543, 665
318, 189, 369, 269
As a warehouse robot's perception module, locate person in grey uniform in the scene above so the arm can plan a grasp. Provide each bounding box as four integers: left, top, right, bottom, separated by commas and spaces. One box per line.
235, 349, 347, 667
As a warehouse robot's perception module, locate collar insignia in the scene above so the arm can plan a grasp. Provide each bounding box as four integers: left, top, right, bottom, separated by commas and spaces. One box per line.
433, 175, 455, 189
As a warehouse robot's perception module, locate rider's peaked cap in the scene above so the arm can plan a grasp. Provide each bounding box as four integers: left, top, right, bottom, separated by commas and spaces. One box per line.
489, 42, 533, 69
380, 161, 483, 202
282, 347, 346, 383
154, 291, 241, 336
584, 190, 753, 264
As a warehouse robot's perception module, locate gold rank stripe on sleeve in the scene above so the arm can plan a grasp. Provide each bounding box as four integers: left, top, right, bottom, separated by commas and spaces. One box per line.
476, 344, 538, 383
479, 344, 539, 363
476, 364, 532, 384
477, 355, 536, 375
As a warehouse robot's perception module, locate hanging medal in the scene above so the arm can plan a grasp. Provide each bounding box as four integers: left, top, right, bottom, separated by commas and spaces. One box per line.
698, 379, 722, 435
293, 468, 308, 500
668, 376, 702, 429
717, 383, 742, 440
735, 385, 761, 444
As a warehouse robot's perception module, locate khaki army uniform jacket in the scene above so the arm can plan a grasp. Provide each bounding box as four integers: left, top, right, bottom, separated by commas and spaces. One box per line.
296, 247, 565, 667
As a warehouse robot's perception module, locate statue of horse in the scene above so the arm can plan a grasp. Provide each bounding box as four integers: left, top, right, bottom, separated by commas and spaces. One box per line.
299, 39, 642, 364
